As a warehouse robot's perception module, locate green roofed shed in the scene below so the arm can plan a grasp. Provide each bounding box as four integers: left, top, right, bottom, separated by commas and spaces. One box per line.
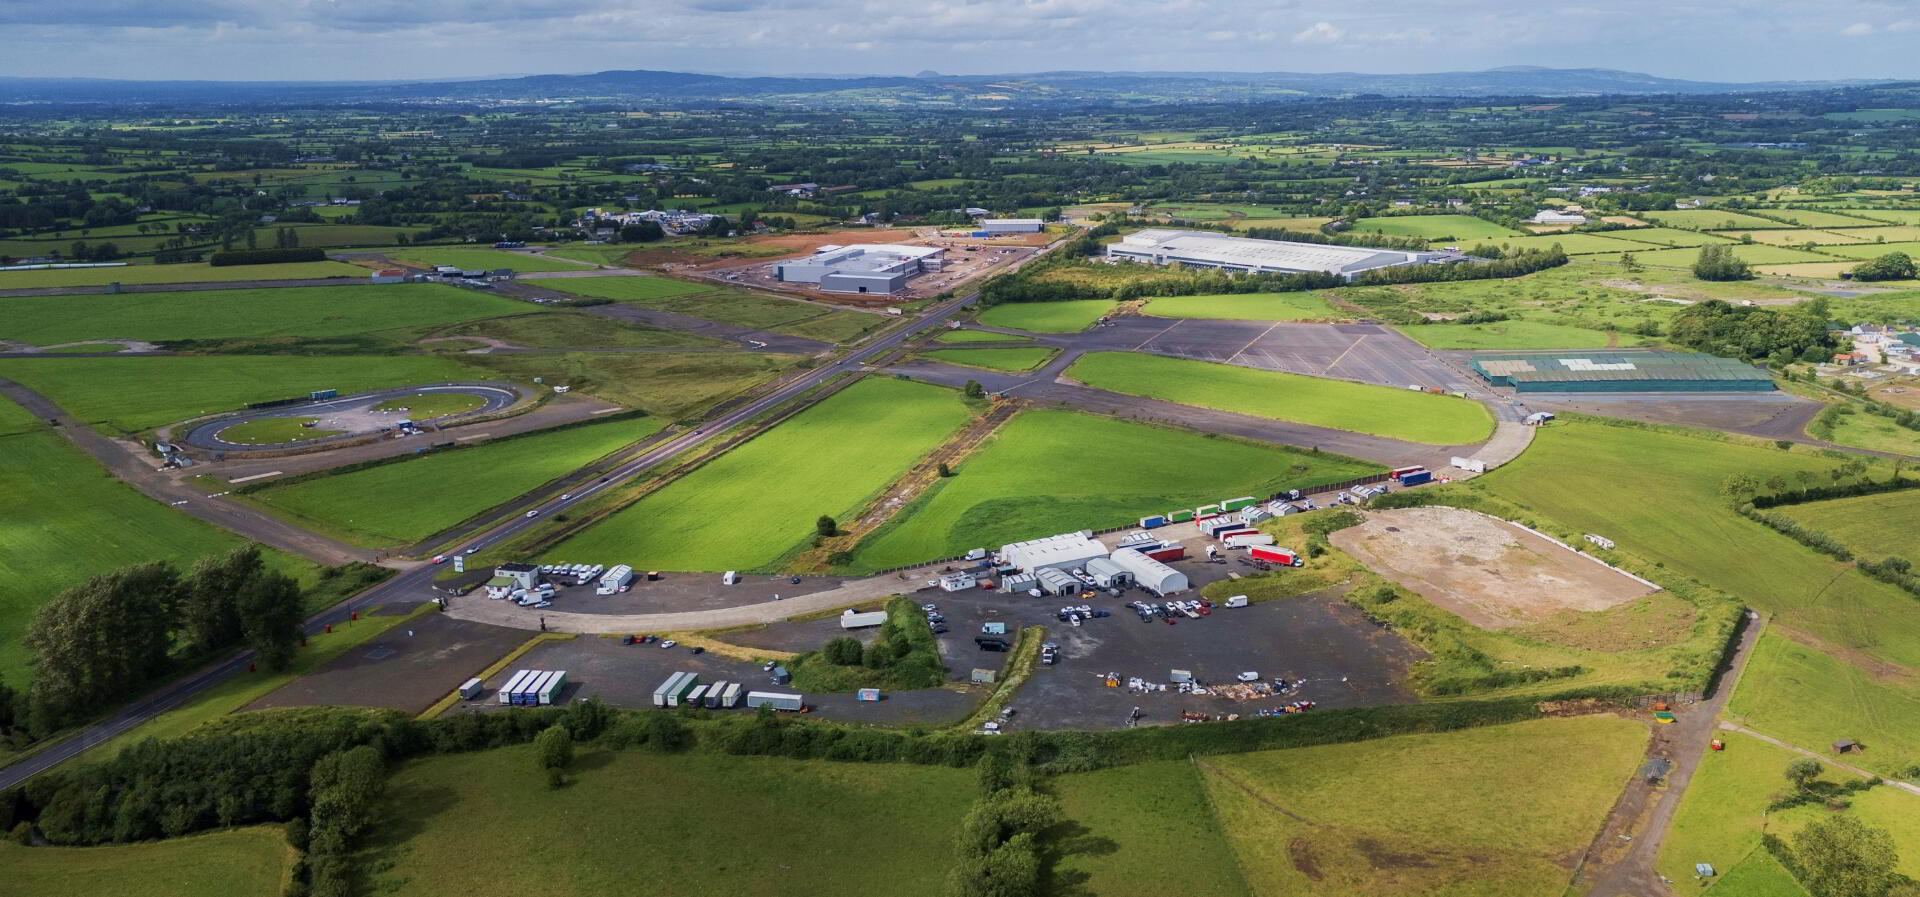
1467, 351, 1774, 393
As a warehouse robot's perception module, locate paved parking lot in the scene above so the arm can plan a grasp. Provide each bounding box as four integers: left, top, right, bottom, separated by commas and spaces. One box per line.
246, 608, 532, 714
485, 569, 849, 618
460, 634, 976, 726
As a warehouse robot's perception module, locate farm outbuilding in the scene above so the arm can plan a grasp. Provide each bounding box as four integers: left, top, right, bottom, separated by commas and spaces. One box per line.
1468, 352, 1775, 393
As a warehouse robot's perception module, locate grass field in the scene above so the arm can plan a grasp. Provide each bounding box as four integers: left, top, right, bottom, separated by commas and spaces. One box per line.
1140, 292, 1339, 320
931, 328, 1032, 344
360, 748, 972, 897
1644, 210, 1795, 230
1396, 320, 1615, 350
1756, 262, 1881, 280
1350, 215, 1520, 240
550, 378, 969, 571
1820, 407, 1920, 455
542, 276, 881, 342
0, 354, 480, 433
0, 284, 528, 345
1656, 725, 1920, 891
1726, 630, 1920, 778
419, 311, 719, 350
372, 392, 488, 419
1811, 240, 1920, 261
1713, 228, 1869, 246
1478, 420, 1920, 671
249, 418, 659, 546
1756, 208, 1887, 228
1066, 352, 1493, 444
976, 300, 1117, 333
388, 247, 585, 273
1199, 716, 1645, 897
918, 347, 1058, 372
850, 409, 1380, 570
0, 398, 309, 683
0, 260, 367, 288
1054, 760, 1252, 897
1454, 232, 1661, 255
1779, 490, 1920, 562
1, 826, 290, 897
462, 351, 794, 419
1627, 245, 1835, 268
215, 416, 342, 445
1604, 227, 1738, 247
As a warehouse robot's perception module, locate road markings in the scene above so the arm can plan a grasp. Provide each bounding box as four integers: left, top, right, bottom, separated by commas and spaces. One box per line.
455, 432, 493, 441
227, 471, 283, 484
590, 407, 623, 415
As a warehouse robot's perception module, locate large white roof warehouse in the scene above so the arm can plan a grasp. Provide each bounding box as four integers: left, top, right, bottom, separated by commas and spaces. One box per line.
1106, 228, 1458, 280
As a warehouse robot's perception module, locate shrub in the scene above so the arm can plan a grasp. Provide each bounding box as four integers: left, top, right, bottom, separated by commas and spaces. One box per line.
208, 247, 327, 266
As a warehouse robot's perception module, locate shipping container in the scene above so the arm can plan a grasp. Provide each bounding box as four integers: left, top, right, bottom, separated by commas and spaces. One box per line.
1389, 466, 1426, 481
1224, 532, 1276, 548
1220, 496, 1257, 511
1138, 515, 1167, 529
458, 678, 484, 700
1214, 528, 1259, 543
1168, 509, 1196, 523
704, 680, 728, 709
521, 671, 558, 706
667, 674, 701, 706
537, 671, 568, 705
1399, 471, 1434, 486
498, 670, 533, 705
683, 684, 708, 707
1144, 545, 1187, 563
1195, 504, 1221, 517
745, 691, 805, 711
1249, 545, 1303, 566
719, 682, 742, 708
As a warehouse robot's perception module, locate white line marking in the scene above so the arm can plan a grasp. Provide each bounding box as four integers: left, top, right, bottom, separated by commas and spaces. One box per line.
1225, 321, 1283, 366
455, 433, 492, 441
590, 407, 622, 415
227, 471, 283, 484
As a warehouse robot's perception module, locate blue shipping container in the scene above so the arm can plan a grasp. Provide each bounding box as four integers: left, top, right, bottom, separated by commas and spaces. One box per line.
1139, 516, 1166, 529
1400, 471, 1434, 486
971, 231, 991, 237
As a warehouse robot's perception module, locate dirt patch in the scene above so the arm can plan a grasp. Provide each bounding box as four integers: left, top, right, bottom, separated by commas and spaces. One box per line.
1355, 838, 1437, 870
1538, 698, 1619, 717
1514, 592, 1696, 652
1330, 507, 1658, 630
1289, 838, 1325, 881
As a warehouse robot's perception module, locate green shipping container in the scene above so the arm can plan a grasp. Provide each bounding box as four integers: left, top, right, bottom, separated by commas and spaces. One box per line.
1220, 496, 1257, 511
1168, 509, 1196, 523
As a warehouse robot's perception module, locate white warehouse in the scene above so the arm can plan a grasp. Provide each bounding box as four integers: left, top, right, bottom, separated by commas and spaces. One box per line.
999, 532, 1108, 574
980, 218, 1044, 234
774, 243, 945, 294
1105, 228, 1457, 281
1108, 548, 1190, 595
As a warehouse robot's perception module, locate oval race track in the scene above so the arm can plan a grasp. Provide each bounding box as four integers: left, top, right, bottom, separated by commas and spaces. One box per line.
177, 382, 527, 451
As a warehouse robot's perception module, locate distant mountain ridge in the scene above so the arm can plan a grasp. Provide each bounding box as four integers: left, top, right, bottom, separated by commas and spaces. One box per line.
0, 66, 1894, 106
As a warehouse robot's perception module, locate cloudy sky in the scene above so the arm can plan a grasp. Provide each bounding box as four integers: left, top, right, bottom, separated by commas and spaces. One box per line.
0, 0, 1915, 82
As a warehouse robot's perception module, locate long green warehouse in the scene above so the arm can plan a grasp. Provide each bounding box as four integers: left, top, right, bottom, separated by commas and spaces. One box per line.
1468, 351, 1774, 393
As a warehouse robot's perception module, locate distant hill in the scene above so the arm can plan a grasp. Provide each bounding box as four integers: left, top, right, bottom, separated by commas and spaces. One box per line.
0, 66, 1891, 107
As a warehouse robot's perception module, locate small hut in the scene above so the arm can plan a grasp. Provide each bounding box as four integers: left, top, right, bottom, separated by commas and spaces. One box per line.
1833, 739, 1861, 754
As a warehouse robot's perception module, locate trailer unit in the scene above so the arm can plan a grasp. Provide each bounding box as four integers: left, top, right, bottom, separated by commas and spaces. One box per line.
1167, 509, 1196, 523
653, 671, 691, 708
498, 670, 533, 705
1220, 496, 1257, 512
704, 680, 728, 709
1249, 545, 1304, 566
1138, 515, 1167, 529
1224, 532, 1276, 548
537, 671, 568, 705
1143, 545, 1187, 563
718, 682, 742, 708
682, 684, 708, 707
745, 691, 805, 712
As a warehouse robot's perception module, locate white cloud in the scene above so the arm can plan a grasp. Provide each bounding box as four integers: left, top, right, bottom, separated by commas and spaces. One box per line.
1291, 21, 1344, 44
1841, 22, 1876, 35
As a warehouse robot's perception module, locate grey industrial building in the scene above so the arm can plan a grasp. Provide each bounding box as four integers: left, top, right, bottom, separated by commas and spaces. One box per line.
1105, 228, 1458, 281
773, 243, 946, 294
980, 218, 1045, 234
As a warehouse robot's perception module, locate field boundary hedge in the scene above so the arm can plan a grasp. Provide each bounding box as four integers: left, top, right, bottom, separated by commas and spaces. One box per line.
208, 248, 327, 266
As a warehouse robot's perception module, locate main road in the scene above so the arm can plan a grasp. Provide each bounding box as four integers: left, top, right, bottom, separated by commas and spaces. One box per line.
0, 243, 1057, 789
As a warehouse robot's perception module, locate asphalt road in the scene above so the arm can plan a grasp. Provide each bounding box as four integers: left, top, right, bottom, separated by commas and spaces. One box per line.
176, 382, 524, 451
0, 258, 1025, 789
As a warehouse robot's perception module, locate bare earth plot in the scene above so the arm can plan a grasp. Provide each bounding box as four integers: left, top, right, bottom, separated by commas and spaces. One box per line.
1331, 507, 1657, 629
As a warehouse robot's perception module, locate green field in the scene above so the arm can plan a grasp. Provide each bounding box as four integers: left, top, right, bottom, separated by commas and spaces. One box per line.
0, 284, 528, 345
1714, 228, 1868, 246
1140, 292, 1339, 320
1, 826, 290, 897
249, 417, 658, 546
1643, 210, 1795, 230
1479, 421, 1920, 670
1754, 208, 1885, 228
1627, 244, 1834, 268
1457, 232, 1661, 255
372, 391, 488, 419
215, 416, 342, 445
0, 354, 480, 433
543, 276, 881, 342
550, 378, 969, 571
389, 247, 586, 273
975, 300, 1117, 333
1397, 320, 1615, 350
1199, 716, 1645, 897
418, 311, 719, 350
0, 260, 367, 288
1350, 214, 1519, 240
931, 328, 1032, 343
850, 409, 1380, 570
361, 747, 972, 897
918, 347, 1057, 372
1656, 724, 1920, 891
1606, 227, 1738, 248
1780, 490, 1920, 562
1726, 630, 1920, 778
1813, 240, 1920, 261
1820, 407, 1920, 455
463, 351, 794, 419
0, 398, 306, 683
1054, 760, 1252, 897
1066, 352, 1493, 444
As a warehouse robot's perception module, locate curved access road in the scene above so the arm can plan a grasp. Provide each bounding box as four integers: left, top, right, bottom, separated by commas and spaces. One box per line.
177, 382, 527, 451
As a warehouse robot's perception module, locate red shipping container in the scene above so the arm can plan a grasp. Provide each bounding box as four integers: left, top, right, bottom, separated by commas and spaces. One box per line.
1249, 545, 1300, 566
1144, 546, 1187, 562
